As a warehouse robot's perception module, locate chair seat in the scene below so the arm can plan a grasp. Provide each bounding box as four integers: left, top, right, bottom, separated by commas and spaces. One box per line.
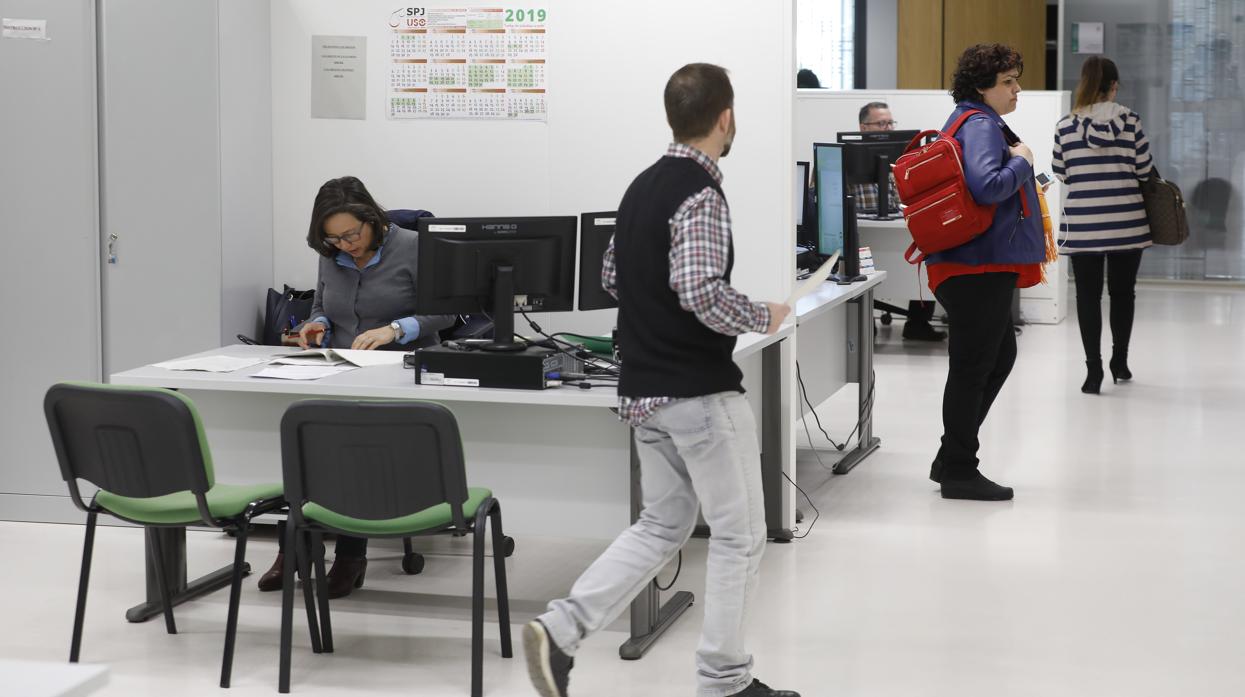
303, 487, 493, 537
97, 482, 284, 525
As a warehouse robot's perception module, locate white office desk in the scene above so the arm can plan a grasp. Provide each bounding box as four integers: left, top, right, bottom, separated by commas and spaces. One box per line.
855, 218, 924, 309
793, 272, 886, 474
110, 326, 793, 660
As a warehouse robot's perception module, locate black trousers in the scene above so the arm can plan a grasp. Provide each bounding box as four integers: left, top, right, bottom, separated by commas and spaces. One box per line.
1069, 250, 1144, 362
275, 520, 368, 557
933, 273, 1018, 479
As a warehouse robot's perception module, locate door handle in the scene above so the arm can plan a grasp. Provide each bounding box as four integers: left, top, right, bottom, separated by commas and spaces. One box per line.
107, 233, 118, 264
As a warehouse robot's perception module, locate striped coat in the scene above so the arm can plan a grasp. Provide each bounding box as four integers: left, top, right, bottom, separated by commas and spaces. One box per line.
1052, 102, 1153, 254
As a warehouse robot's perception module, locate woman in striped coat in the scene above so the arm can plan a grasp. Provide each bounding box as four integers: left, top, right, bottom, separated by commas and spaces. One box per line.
1053, 56, 1152, 394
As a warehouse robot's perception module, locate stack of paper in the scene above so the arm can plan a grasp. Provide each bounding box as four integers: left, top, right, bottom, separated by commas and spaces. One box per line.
270, 348, 406, 368
153, 356, 271, 373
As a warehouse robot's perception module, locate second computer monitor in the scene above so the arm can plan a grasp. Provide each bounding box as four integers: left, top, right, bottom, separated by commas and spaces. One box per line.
415, 216, 577, 351
836, 129, 919, 219
578, 211, 619, 311
813, 142, 845, 258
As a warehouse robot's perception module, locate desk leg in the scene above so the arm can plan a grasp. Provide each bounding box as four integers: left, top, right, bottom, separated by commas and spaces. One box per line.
125, 527, 249, 623
619, 436, 695, 661
835, 289, 881, 475
760, 340, 794, 541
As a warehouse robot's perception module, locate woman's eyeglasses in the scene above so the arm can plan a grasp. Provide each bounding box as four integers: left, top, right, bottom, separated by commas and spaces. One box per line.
323, 222, 364, 248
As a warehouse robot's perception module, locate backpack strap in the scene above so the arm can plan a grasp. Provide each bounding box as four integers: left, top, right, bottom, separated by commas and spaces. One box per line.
946, 108, 1034, 219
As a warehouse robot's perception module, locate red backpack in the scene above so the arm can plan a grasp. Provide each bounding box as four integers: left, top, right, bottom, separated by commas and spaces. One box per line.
892, 110, 995, 263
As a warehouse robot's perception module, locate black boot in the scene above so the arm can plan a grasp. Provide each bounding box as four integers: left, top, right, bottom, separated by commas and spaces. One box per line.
1109, 350, 1132, 383
1082, 359, 1104, 394
929, 459, 944, 484
941, 471, 1014, 501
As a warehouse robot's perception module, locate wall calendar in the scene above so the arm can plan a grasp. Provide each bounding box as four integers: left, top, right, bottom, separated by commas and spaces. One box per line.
388, 6, 548, 121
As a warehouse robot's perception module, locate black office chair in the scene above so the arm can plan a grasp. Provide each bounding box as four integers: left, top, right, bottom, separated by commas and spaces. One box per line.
277, 399, 513, 696
43, 382, 290, 688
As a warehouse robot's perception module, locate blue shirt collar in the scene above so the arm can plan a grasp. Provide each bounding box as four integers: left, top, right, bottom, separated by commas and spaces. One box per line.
334, 242, 385, 270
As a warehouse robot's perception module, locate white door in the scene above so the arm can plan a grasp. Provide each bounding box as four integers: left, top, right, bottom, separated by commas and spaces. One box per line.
0, 0, 102, 517
98, 0, 222, 374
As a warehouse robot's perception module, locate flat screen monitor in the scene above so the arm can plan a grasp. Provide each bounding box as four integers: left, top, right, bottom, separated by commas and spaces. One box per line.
836, 129, 920, 219
415, 216, 577, 351
813, 142, 845, 258
794, 161, 809, 228
578, 211, 619, 311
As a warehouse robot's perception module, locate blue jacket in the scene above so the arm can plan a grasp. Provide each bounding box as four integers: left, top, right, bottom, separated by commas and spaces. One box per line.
927, 102, 1046, 267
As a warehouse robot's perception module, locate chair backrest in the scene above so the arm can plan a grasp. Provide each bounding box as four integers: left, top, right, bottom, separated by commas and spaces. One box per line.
43, 383, 215, 513
280, 400, 471, 529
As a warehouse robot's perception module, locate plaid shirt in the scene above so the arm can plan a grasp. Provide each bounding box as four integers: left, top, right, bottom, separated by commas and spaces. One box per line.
850, 174, 901, 214
602, 143, 771, 426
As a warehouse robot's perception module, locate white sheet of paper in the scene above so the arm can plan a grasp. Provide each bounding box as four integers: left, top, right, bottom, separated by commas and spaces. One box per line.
786, 252, 839, 306
252, 364, 357, 381
331, 349, 407, 367
152, 356, 270, 373
2, 18, 47, 40
270, 348, 403, 367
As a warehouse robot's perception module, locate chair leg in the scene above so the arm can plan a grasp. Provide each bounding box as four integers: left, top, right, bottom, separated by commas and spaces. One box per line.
146, 528, 178, 635
278, 521, 297, 693
69, 511, 98, 663
311, 532, 333, 653
487, 501, 513, 658
220, 522, 249, 688
471, 507, 487, 697
297, 531, 323, 654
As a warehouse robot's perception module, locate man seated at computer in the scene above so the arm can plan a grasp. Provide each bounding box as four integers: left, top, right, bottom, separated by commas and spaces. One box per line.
854, 102, 945, 342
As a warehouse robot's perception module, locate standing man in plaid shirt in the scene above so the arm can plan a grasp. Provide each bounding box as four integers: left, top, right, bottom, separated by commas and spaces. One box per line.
522, 63, 797, 697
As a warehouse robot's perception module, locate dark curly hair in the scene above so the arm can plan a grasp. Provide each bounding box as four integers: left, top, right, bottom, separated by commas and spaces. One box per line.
950, 43, 1024, 104
306, 176, 390, 258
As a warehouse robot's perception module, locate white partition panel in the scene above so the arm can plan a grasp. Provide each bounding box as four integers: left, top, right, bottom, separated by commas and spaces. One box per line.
271, 1, 796, 337
795, 89, 1071, 324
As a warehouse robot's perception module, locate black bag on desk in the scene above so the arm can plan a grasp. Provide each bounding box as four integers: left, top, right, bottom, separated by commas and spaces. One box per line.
238, 285, 316, 345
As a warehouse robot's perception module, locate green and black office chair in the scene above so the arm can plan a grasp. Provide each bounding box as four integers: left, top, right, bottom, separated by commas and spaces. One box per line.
277, 399, 513, 696
43, 382, 289, 688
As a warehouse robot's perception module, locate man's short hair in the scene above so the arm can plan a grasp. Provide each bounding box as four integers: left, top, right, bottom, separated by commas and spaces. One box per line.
858, 101, 889, 126
664, 63, 734, 142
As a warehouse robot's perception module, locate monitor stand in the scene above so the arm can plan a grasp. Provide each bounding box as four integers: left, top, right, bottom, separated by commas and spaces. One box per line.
833, 194, 867, 284
482, 266, 529, 352
867, 153, 899, 221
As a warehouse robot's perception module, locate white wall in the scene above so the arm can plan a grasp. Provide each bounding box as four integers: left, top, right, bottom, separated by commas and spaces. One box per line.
219, 0, 275, 343
270, 0, 796, 336
865, 0, 898, 89
794, 89, 1072, 323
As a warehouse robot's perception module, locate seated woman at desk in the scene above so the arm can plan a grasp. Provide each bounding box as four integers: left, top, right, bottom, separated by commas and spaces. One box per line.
256, 175, 455, 598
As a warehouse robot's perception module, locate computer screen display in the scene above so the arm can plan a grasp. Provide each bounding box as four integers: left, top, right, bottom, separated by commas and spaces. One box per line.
578, 212, 619, 311
813, 143, 845, 257
794, 161, 809, 227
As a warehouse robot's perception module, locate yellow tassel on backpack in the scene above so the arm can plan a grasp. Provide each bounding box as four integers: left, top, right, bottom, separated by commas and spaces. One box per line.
1036, 185, 1058, 282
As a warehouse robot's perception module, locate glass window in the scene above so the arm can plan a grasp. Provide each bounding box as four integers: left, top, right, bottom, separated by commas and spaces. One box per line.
1064, 1, 1245, 280
797, 0, 855, 90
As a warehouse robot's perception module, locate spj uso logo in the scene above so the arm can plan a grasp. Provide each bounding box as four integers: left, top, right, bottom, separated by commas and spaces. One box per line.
389, 7, 427, 28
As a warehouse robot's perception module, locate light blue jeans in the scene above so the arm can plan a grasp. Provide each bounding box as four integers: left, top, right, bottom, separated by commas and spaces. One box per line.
539, 392, 768, 697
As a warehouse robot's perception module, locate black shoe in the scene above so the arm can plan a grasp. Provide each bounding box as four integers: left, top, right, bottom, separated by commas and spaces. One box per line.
729, 678, 801, 697
325, 555, 367, 599
1082, 359, 1104, 394
929, 459, 944, 484
1109, 354, 1132, 383
940, 472, 1014, 501
523, 620, 572, 697
902, 320, 946, 342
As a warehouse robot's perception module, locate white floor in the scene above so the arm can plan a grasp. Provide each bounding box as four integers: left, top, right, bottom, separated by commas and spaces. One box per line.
3, 284, 1244, 697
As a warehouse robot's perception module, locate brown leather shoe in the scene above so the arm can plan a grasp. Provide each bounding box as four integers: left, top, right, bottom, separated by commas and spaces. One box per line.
326, 555, 367, 599
256, 552, 285, 592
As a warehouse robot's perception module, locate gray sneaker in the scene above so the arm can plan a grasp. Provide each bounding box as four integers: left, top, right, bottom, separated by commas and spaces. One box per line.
523, 619, 573, 697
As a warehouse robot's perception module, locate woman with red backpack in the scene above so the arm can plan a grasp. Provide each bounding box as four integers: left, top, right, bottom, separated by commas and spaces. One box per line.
924, 44, 1050, 501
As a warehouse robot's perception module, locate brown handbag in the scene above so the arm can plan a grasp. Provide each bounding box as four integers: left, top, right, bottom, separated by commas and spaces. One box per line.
1140, 166, 1190, 245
